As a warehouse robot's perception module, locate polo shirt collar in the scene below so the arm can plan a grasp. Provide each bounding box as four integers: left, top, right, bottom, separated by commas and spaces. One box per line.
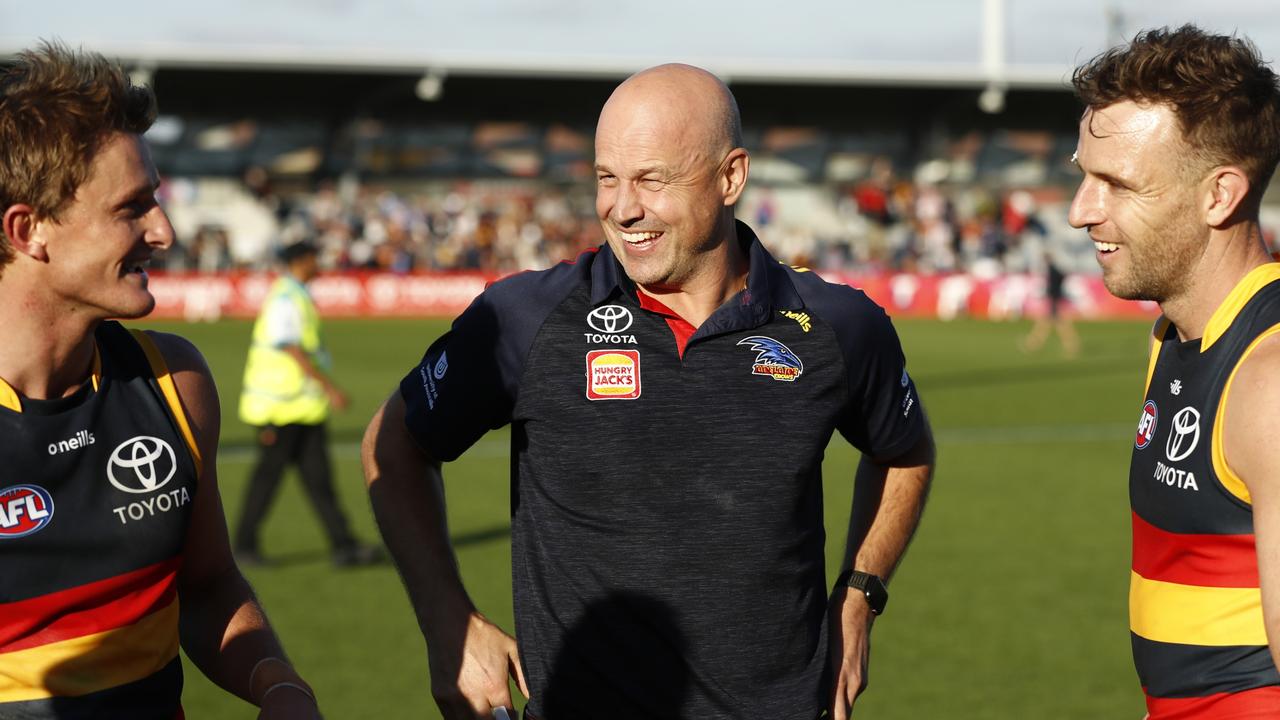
588, 220, 804, 316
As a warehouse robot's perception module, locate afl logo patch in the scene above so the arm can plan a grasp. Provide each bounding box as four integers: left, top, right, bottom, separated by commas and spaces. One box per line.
0, 484, 54, 538
1135, 400, 1158, 450
108, 436, 177, 494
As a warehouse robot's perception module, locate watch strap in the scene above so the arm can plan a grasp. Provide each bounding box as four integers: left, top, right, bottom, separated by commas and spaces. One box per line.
833, 569, 888, 615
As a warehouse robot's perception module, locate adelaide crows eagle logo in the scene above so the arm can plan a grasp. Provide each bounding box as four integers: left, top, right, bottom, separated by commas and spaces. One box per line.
736, 336, 803, 382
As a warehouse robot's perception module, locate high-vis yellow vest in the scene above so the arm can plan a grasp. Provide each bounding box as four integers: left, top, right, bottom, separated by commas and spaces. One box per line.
238, 275, 331, 426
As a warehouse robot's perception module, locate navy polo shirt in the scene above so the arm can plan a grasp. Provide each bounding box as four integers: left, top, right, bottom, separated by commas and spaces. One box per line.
401, 221, 924, 719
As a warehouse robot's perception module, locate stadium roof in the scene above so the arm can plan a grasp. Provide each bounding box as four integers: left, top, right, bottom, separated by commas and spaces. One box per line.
3, 0, 1278, 90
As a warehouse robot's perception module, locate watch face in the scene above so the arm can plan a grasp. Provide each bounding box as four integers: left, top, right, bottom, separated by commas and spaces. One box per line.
849, 572, 888, 615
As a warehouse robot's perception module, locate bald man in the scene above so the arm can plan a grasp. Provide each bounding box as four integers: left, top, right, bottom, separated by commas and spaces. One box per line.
363, 64, 935, 720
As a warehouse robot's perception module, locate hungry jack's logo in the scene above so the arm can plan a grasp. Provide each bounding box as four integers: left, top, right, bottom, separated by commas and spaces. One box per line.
586, 350, 641, 400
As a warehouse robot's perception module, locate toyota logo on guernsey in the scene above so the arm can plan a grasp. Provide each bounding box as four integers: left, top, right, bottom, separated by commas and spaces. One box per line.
108, 436, 177, 494
0, 485, 54, 539
585, 305, 637, 344
1166, 407, 1201, 462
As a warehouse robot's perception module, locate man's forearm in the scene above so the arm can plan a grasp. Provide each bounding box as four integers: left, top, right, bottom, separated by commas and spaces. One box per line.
179, 567, 299, 704
844, 429, 935, 580
363, 395, 474, 642
282, 345, 340, 391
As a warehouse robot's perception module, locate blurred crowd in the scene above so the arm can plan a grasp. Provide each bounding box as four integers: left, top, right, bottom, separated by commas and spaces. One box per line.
154, 165, 1113, 279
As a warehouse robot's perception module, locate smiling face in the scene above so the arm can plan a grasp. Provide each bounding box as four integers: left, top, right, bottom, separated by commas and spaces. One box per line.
1067, 101, 1208, 303
32, 132, 174, 320
593, 66, 746, 291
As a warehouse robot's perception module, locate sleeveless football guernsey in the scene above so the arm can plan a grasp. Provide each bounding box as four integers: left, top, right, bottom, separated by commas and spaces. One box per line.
0, 321, 199, 719
1130, 264, 1280, 718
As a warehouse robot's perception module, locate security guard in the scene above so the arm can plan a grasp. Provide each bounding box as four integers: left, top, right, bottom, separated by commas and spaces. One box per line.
236, 240, 378, 567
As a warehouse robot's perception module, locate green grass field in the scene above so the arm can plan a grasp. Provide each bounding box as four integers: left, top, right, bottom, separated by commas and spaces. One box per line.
138, 316, 1153, 719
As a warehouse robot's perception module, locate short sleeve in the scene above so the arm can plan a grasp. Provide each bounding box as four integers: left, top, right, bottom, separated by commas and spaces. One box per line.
398, 291, 520, 462
835, 309, 924, 460
261, 296, 303, 347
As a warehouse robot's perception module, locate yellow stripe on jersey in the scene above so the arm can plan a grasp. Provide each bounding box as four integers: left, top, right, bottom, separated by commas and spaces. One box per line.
1130, 571, 1267, 646
0, 598, 179, 702
129, 330, 202, 474
1202, 263, 1280, 352
1211, 322, 1280, 505
0, 377, 19, 412
90, 345, 101, 392
1144, 317, 1171, 397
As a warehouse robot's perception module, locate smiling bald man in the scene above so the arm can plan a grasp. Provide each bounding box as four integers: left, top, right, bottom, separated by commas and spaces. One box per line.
364, 63, 936, 720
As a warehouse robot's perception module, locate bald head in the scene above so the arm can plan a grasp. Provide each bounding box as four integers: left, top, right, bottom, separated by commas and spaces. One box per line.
598, 64, 743, 161
592, 63, 751, 292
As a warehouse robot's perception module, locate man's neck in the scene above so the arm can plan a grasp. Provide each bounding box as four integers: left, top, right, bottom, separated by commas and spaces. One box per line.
636, 229, 750, 329
1164, 221, 1273, 342
0, 281, 98, 400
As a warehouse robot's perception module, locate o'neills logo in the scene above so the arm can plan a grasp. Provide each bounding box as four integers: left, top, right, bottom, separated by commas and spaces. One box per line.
586, 350, 641, 401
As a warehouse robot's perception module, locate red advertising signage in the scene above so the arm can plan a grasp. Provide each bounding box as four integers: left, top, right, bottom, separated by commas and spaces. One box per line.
144, 271, 1159, 321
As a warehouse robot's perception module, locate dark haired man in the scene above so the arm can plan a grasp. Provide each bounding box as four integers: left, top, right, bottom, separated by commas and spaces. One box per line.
236, 240, 379, 567
1070, 24, 1280, 719
0, 43, 319, 718
364, 63, 934, 720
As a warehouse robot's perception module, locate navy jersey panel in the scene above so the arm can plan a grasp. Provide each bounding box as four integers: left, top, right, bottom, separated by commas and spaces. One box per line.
399, 258, 587, 461
401, 225, 924, 718
789, 269, 923, 460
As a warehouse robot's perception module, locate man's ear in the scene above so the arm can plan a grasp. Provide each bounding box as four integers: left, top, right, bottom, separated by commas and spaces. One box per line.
721, 148, 750, 207
3, 204, 48, 262
1203, 166, 1251, 228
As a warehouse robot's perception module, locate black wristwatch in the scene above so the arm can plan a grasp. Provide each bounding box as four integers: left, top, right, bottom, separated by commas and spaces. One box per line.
834, 569, 888, 615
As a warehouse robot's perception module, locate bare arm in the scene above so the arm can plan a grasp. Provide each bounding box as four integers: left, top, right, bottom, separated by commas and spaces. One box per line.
830, 416, 936, 720
281, 345, 348, 411
1221, 334, 1280, 672
362, 391, 527, 719
148, 332, 319, 718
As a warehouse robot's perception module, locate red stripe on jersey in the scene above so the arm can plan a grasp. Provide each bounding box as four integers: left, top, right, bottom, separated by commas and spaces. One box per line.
0, 557, 181, 653
636, 291, 696, 358
1132, 511, 1258, 588
1145, 685, 1280, 719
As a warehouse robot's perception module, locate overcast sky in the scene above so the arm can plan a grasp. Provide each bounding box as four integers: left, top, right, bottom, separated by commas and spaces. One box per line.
1, 0, 1278, 86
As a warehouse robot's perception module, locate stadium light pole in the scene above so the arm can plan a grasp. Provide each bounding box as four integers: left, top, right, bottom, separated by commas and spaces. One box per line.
979, 0, 1007, 114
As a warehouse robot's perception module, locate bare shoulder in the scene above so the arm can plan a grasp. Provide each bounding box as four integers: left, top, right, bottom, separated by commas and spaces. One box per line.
1224, 331, 1280, 492
140, 330, 221, 444
1229, 331, 1280, 413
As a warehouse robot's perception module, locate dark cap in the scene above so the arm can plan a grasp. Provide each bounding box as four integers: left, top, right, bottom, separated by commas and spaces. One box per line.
279, 240, 319, 263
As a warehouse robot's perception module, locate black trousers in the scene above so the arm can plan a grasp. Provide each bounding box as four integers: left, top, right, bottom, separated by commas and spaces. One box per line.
235, 422, 355, 553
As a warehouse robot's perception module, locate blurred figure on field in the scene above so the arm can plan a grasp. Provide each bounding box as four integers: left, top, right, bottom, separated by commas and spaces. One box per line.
236, 240, 380, 567
1014, 191, 1079, 357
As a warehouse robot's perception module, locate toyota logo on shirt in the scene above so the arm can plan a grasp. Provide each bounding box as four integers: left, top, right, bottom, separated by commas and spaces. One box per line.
587, 305, 634, 334
107, 436, 177, 494
1165, 407, 1201, 463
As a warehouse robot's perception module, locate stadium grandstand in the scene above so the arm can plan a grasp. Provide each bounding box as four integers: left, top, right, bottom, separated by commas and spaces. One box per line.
5, 2, 1278, 321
